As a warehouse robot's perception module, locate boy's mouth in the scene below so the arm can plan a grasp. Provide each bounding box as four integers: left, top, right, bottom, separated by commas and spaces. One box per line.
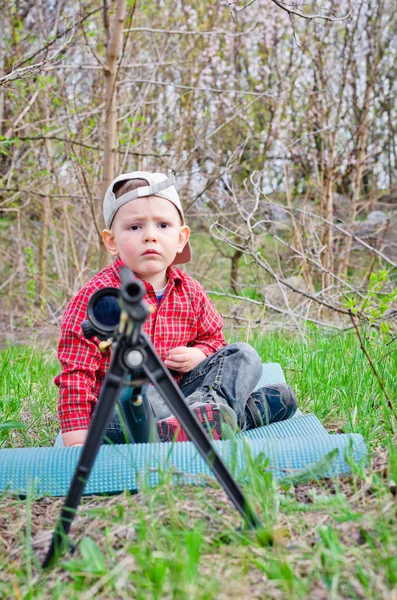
143, 249, 160, 256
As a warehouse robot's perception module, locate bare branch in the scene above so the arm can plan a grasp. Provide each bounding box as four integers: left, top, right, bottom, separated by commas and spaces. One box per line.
0, 28, 74, 86
268, 0, 357, 22
207, 289, 344, 329
349, 311, 397, 425
11, 7, 103, 70
210, 221, 351, 315
122, 25, 257, 36
118, 78, 276, 97
1, 135, 168, 158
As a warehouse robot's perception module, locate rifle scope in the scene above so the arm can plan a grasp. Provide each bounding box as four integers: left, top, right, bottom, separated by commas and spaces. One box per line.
81, 279, 145, 341
81, 288, 121, 340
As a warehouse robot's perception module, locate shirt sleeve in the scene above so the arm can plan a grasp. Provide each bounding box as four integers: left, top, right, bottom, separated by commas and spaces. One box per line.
190, 283, 227, 356
54, 288, 105, 433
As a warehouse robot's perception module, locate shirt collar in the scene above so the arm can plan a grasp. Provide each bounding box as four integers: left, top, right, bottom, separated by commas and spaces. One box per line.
165, 264, 182, 284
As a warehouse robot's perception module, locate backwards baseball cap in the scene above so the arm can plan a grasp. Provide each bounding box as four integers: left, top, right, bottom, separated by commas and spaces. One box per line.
103, 171, 191, 265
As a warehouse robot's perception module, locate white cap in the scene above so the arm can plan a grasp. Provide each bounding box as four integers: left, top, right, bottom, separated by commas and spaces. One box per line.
103, 171, 191, 265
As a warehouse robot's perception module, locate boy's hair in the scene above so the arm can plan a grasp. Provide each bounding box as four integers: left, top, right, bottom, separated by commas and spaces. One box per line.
113, 178, 148, 199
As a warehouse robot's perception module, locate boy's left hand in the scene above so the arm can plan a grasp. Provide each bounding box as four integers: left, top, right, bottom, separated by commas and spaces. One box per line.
164, 346, 206, 373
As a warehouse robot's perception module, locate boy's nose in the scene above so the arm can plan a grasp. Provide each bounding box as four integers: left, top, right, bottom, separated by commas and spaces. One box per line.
144, 226, 158, 242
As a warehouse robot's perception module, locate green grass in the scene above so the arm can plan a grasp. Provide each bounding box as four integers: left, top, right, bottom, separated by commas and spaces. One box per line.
0, 345, 59, 448
1, 330, 395, 449
0, 331, 396, 599
251, 329, 396, 446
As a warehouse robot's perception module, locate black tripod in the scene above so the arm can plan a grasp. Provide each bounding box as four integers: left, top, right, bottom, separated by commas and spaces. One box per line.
42, 267, 262, 567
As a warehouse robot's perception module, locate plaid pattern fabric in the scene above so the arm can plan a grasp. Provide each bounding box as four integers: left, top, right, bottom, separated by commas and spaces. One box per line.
55, 257, 227, 433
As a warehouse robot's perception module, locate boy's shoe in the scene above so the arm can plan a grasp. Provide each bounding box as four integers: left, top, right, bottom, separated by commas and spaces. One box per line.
245, 383, 298, 429
157, 402, 237, 443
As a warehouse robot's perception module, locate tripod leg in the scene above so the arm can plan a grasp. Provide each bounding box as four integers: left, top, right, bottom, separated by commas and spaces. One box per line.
140, 335, 262, 530
42, 343, 126, 568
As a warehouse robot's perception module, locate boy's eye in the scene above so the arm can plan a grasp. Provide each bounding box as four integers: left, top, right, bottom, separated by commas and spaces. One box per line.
128, 223, 169, 230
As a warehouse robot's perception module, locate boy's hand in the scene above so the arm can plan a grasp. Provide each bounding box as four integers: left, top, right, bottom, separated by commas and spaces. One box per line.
164, 346, 206, 373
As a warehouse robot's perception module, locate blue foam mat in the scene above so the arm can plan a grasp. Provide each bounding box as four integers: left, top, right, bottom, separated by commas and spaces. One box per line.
0, 432, 366, 497
0, 363, 367, 497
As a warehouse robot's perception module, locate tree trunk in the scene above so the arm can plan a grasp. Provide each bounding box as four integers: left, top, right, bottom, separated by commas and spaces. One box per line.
338, 0, 382, 277
230, 249, 242, 295
100, 0, 127, 268
321, 169, 334, 290
284, 162, 315, 293
338, 61, 374, 277
0, 16, 4, 135
38, 193, 50, 307
38, 107, 53, 308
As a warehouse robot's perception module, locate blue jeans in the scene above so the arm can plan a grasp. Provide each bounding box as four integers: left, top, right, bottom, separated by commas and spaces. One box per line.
103, 342, 297, 444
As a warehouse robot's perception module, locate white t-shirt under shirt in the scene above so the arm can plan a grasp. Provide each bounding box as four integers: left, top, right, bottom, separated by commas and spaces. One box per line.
154, 284, 167, 303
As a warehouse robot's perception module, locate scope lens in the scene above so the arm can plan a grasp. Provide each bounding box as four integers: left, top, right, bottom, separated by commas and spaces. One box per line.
92, 295, 120, 327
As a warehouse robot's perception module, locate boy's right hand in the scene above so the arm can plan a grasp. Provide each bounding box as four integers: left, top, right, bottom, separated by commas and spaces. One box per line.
62, 429, 88, 447
164, 346, 207, 373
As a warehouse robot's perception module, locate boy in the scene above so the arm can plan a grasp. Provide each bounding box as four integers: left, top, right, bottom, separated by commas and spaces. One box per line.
55, 171, 297, 447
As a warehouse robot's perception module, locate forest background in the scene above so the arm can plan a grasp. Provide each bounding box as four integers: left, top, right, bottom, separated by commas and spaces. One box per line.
0, 0, 396, 338
0, 1, 396, 598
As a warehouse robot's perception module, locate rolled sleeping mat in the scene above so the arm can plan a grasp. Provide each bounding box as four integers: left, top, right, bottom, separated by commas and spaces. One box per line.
0, 419, 367, 497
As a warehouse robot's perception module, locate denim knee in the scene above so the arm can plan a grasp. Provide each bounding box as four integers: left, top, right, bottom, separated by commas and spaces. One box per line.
227, 342, 263, 377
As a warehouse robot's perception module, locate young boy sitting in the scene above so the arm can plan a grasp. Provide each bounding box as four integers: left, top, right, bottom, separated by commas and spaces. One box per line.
55, 171, 297, 447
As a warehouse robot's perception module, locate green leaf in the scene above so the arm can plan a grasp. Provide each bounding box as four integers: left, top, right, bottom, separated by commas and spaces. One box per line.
281, 449, 340, 486
0, 421, 28, 430
80, 537, 105, 573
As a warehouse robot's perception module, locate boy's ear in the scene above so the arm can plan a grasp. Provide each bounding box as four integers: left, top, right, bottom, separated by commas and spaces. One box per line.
102, 229, 119, 256
177, 225, 190, 254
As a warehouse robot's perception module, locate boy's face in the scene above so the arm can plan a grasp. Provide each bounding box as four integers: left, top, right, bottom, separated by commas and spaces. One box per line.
102, 196, 190, 285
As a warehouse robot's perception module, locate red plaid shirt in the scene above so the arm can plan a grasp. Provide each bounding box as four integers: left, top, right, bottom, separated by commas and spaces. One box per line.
55, 257, 227, 432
